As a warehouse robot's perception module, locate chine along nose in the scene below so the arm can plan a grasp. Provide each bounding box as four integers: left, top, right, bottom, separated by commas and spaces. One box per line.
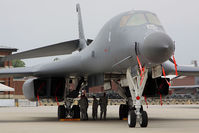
142, 32, 175, 64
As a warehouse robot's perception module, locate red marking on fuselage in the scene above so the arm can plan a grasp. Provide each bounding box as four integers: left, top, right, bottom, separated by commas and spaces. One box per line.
104, 49, 108, 52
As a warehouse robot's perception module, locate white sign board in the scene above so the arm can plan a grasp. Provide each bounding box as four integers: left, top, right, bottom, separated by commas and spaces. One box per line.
0, 99, 15, 107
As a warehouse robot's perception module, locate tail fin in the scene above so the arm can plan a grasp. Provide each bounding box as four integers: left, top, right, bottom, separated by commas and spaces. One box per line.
76, 3, 87, 50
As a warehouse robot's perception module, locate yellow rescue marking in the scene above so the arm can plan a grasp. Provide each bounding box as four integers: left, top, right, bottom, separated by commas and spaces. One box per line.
123, 118, 128, 120
59, 119, 80, 121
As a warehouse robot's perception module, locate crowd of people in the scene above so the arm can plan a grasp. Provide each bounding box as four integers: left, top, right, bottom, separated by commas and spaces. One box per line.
78, 92, 108, 120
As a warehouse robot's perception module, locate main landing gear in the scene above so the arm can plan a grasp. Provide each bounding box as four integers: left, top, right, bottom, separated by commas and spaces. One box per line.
126, 67, 149, 128
58, 78, 85, 120
58, 98, 80, 119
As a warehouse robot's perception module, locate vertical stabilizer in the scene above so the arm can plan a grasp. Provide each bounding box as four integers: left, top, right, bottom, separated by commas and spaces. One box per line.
76, 3, 87, 50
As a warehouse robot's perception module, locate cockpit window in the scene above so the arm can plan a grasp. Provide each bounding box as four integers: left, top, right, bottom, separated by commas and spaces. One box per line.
126, 14, 147, 26
120, 15, 131, 27
120, 14, 147, 27
146, 13, 161, 25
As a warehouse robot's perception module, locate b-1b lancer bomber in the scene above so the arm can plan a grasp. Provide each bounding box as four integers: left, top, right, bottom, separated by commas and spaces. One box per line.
0, 4, 199, 128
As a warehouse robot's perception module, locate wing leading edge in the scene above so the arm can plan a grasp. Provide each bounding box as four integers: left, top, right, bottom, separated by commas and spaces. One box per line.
0, 39, 79, 61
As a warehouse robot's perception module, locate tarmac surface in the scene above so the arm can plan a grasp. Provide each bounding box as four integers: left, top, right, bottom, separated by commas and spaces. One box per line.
0, 105, 199, 133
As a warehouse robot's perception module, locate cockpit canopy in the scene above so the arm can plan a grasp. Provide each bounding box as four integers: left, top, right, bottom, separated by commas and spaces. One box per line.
120, 12, 161, 27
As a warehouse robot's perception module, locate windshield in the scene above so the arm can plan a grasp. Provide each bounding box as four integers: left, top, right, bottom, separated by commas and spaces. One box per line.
126, 14, 147, 26
120, 15, 131, 27
146, 13, 161, 25
120, 13, 161, 27
120, 13, 147, 27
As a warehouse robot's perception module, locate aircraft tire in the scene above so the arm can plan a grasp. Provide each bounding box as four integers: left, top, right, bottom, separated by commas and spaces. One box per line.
119, 104, 129, 120
58, 105, 66, 119
128, 110, 136, 128
72, 105, 80, 119
139, 111, 148, 127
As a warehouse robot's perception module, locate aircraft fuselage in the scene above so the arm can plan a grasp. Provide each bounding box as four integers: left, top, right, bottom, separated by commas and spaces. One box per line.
37, 10, 175, 77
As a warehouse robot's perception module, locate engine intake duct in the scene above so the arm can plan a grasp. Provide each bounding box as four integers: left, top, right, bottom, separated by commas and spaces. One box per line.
23, 77, 65, 101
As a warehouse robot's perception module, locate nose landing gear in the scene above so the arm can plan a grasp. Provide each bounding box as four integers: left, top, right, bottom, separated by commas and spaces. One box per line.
126, 67, 149, 128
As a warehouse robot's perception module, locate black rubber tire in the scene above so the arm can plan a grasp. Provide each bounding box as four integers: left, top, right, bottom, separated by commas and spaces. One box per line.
128, 110, 136, 128
58, 105, 66, 119
72, 105, 80, 119
119, 104, 129, 120
140, 111, 148, 128
119, 104, 124, 120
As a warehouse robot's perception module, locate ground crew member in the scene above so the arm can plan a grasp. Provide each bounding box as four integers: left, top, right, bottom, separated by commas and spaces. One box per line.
92, 96, 98, 120
78, 92, 88, 120
99, 92, 108, 120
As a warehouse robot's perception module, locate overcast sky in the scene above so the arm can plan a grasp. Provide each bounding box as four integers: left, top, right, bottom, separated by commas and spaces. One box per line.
0, 0, 199, 66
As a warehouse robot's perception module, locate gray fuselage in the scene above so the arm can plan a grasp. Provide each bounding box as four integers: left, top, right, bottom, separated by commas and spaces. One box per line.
36, 10, 175, 77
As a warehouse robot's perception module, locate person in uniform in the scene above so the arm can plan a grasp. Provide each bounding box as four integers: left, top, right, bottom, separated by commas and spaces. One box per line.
99, 92, 108, 120
92, 96, 98, 120
78, 92, 88, 120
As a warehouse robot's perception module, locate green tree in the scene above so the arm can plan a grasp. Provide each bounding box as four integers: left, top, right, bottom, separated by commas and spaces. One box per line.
12, 60, 25, 67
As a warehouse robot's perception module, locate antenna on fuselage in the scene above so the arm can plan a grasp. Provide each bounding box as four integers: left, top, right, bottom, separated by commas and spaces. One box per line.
76, 3, 87, 50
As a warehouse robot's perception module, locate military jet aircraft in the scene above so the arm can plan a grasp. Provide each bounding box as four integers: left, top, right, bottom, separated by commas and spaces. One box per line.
0, 4, 199, 128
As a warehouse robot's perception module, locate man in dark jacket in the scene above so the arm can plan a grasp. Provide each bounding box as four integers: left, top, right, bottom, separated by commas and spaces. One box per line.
78, 92, 88, 120
92, 96, 98, 120
99, 92, 108, 120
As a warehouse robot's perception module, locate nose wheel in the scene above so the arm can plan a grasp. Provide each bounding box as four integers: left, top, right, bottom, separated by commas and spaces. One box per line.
139, 111, 148, 127
128, 109, 148, 128
128, 110, 136, 127
126, 67, 149, 128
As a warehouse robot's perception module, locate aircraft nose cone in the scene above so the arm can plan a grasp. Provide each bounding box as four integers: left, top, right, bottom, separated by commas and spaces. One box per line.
142, 32, 175, 64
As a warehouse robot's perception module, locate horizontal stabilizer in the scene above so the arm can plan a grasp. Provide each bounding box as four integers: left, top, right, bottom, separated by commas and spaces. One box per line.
1, 39, 79, 61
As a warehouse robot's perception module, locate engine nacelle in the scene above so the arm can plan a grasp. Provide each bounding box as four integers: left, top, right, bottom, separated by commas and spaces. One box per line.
143, 76, 170, 97
23, 77, 65, 101
23, 78, 36, 101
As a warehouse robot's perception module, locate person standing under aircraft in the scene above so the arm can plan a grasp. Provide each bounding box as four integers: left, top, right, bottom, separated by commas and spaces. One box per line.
99, 92, 108, 120
78, 92, 88, 120
92, 96, 98, 120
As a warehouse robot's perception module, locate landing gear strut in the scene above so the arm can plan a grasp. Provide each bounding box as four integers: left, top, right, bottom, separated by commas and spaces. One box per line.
126, 67, 148, 128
